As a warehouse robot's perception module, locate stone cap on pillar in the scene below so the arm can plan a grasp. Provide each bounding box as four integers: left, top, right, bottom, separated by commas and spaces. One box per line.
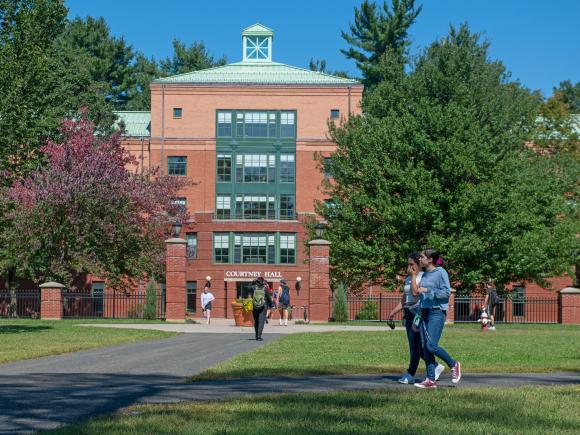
559, 287, 580, 294
308, 239, 331, 246
39, 282, 65, 289
165, 238, 187, 244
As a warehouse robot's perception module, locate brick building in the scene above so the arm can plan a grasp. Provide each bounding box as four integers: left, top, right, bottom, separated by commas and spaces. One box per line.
115, 24, 363, 320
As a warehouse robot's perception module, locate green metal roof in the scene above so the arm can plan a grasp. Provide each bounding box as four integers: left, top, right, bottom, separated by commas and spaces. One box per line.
113, 111, 151, 137
242, 23, 273, 36
153, 62, 360, 86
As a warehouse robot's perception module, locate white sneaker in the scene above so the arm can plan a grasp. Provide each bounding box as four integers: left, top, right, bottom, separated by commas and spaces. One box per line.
284, 320, 288, 326
435, 363, 445, 381
279, 320, 282, 326
489, 326, 496, 331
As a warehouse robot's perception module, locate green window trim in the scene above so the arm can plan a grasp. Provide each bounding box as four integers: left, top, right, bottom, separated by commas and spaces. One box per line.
212, 232, 297, 265
216, 110, 297, 139
215, 193, 295, 221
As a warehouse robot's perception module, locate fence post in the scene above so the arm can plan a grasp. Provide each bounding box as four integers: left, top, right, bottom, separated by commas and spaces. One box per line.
165, 237, 187, 322
559, 287, 580, 324
379, 295, 383, 321
446, 289, 456, 324
308, 239, 331, 321
40, 282, 65, 320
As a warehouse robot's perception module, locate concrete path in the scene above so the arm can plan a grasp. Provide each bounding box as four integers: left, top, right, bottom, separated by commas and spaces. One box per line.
1, 330, 578, 434
83, 318, 402, 334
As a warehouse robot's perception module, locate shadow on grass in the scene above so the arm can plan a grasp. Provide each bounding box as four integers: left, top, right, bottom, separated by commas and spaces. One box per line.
0, 325, 52, 334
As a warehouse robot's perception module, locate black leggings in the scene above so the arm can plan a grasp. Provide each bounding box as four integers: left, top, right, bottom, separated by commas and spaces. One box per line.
253, 307, 267, 339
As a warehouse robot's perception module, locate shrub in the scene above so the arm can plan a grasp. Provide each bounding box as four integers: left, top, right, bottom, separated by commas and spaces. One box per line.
332, 282, 349, 322
143, 280, 158, 320
356, 301, 379, 320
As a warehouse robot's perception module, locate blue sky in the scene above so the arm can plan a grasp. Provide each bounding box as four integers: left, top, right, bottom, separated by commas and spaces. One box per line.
65, 0, 579, 97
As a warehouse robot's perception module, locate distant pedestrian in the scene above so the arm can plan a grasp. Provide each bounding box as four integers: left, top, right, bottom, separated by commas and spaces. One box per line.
483, 282, 499, 331
277, 279, 291, 326
252, 277, 272, 341
414, 249, 462, 389
387, 253, 444, 385
200, 284, 215, 325
265, 281, 274, 324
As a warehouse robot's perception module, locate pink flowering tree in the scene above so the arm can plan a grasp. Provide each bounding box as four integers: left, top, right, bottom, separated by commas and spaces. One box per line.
0, 110, 190, 303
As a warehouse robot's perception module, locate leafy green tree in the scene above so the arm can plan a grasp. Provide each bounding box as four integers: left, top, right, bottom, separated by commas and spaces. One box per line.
159, 39, 226, 76
332, 282, 349, 322
0, 0, 68, 181
143, 280, 159, 320
321, 24, 579, 293
553, 80, 580, 113
124, 53, 159, 111
55, 16, 135, 109
341, 0, 421, 86
308, 57, 350, 78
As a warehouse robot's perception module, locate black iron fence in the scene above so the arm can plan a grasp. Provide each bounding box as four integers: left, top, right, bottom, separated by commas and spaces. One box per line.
0, 290, 41, 318
454, 296, 559, 324
329, 294, 560, 324
62, 292, 165, 319
329, 295, 403, 321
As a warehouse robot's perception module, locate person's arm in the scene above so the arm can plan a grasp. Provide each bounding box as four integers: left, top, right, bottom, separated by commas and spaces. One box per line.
410, 267, 422, 296
265, 290, 273, 304
200, 294, 205, 310
388, 300, 403, 319
433, 269, 451, 299
276, 287, 282, 303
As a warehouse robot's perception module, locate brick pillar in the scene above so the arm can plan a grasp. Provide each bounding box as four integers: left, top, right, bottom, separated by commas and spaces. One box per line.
559, 287, 580, 324
308, 239, 331, 321
40, 282, 65, 320
165, 238, 187, 322
446, 289, 456, 324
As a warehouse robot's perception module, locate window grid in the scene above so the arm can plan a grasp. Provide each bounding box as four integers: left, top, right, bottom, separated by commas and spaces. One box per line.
213, 233, 297, 264
186, 233, 197, 259
217, 153, 232, 182
186, 281, 197, 312
168, 156, 187, 176
280, 154, 295, 183
217, 110, 296, 139
217, 112, 232, 137
279, 194, 295, 220
216, 195, 231, 219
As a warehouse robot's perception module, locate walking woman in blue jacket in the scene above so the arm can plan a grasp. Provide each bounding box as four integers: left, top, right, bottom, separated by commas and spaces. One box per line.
414, 249, 462, 389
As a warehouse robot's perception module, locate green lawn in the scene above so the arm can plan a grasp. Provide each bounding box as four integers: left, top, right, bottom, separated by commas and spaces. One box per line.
193, 324, 580, 380
50, 386, 580, 435
0, 319, 177, 364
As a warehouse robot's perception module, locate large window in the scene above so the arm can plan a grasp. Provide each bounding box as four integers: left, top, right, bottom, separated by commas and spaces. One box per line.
279, 234, 296, 264
235, 154, 276, 183
168, 156, 187, 176
280, 112, 295, 137
280, 154, 295, 182
217, 153, 232, 182
213, 233, 229, 263
217, 110, 295, 139
234, 194, 276, 220
186, 233, 197, 259
217, 112, 232, 137
323, 157, 333, 177
186, 281, 197, 312
91, 282, 104, 315
279, 194, 295, 220
214, 232, 296, 264
216, 195, 231, 219
512, 286, 525, 317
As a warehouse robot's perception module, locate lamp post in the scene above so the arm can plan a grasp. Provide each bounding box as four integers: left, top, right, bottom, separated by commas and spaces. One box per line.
314, 221, 327, 239
171, 220, 182, 238
205, 275, 212, 289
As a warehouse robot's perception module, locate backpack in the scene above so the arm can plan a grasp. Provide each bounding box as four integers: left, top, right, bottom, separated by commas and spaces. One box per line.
252, 284, 266, 310
280, 285, 290, 305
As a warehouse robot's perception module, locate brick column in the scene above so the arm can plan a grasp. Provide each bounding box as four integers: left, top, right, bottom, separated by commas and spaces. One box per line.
40, 282, 65, 320
165, 238, 187, 322
446, 289, 456, 324
559, 287, 580, 324
308, 239, 331, 321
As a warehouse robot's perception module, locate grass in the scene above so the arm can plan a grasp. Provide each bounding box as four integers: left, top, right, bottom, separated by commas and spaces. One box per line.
50, 386, 580, 434
192, 324, 580, 380
0, 319, 177, 364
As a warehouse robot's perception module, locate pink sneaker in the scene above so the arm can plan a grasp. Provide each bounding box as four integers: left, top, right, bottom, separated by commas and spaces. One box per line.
414, 378, 437, 389
452, 361, 462, 384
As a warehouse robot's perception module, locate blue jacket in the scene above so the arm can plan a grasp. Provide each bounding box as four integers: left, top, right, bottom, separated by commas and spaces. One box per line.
419, 267, 451, 310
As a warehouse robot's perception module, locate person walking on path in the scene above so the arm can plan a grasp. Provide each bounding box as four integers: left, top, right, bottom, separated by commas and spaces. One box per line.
414, 249, 462, 389
277, 279, 291, 326
483, 282, 499, 331
387, 253, 445, 384
252, 277, 273, 341
265, 281, 274, 324
200, 284, 215, 325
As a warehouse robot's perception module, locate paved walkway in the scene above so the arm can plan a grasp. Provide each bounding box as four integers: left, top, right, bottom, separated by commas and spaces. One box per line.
82, 318, 403, 334
1, 330, 578, 433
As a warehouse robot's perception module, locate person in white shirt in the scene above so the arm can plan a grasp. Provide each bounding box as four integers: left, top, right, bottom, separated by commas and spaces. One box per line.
200, 284, 215, 325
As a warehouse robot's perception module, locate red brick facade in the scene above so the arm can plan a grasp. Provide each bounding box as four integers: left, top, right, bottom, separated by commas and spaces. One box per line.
40, 282, 65, 320
559, 287, 580, 324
